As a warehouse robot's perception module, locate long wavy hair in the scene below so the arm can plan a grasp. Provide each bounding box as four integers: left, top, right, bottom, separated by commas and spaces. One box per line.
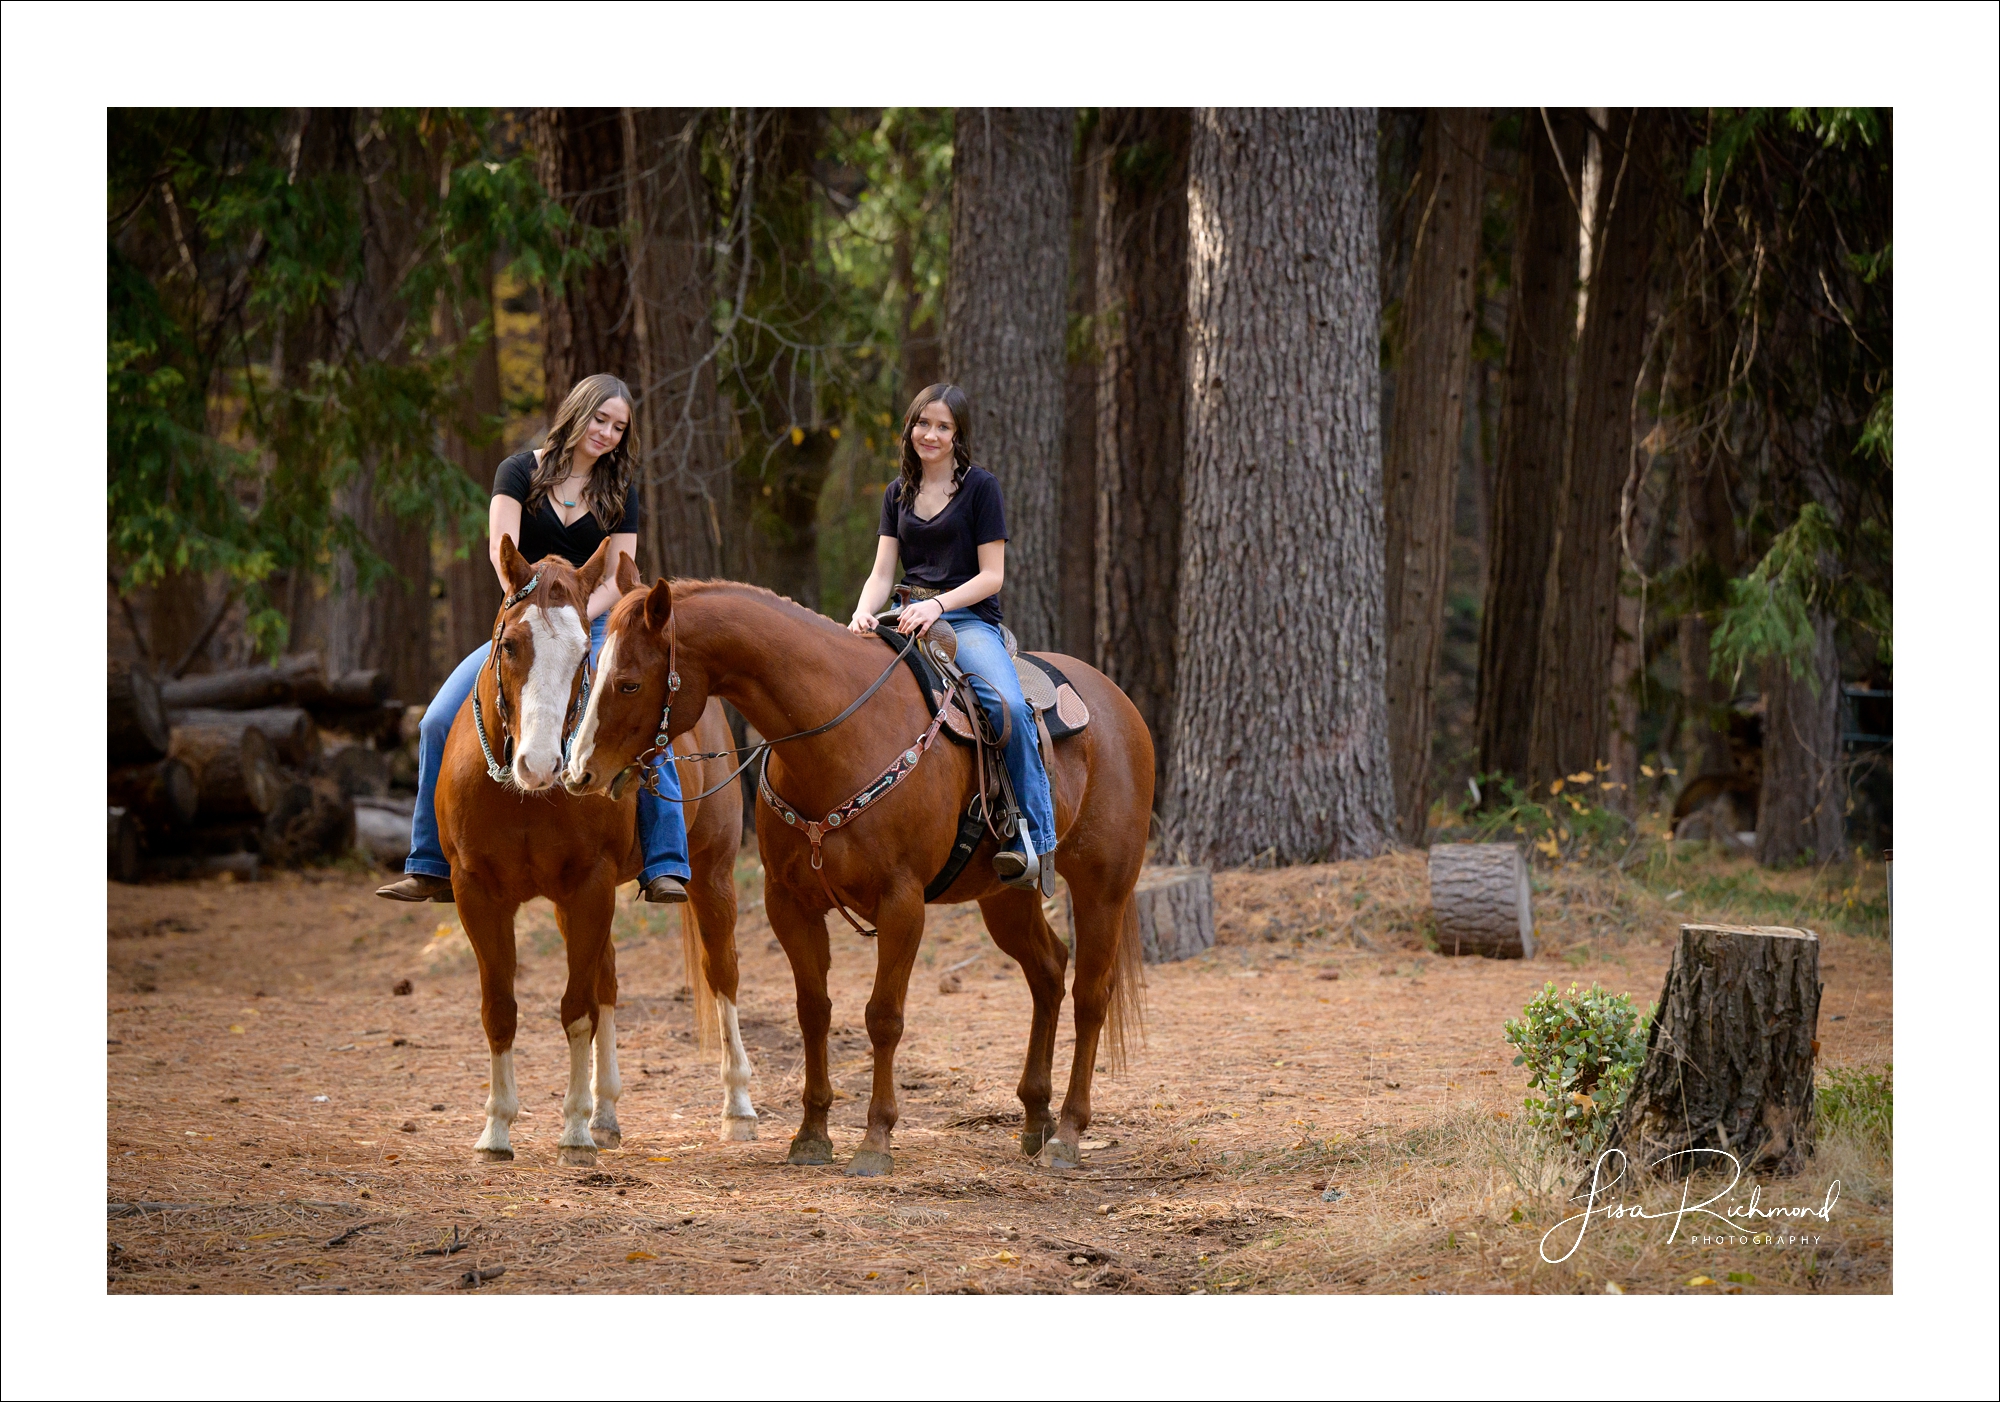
526, 374, 638, 526
895, 382, 974, 508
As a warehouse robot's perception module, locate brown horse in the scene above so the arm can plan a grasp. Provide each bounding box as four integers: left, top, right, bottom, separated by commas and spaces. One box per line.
435, 537, 751, 1166
564, 566, 1152, 1175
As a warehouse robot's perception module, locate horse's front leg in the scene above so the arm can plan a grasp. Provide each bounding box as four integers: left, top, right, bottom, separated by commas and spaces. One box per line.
848, 882, 926, 1178
553, 875, 617, 1166
765, 876, 834, 1166
589, 937, 623, 1149
687, 849, 756, 1140
457, 883, 523, 1162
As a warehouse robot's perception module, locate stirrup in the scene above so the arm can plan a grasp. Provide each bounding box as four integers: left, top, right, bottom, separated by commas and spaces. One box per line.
994, 846, 1039, 891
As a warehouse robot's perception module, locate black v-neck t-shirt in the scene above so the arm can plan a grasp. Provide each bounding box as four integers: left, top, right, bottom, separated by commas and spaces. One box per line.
878, 465, 1008, 626
493, 449, 640, 568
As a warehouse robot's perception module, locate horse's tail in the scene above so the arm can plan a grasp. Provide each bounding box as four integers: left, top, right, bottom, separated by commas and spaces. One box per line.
1102, 892, 1147, 1074
682, 903, 720, 1055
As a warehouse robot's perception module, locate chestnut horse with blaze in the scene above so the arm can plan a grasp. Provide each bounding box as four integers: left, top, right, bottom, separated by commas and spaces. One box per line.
566, 565, 1151, 1175
435, 537, 751, 1166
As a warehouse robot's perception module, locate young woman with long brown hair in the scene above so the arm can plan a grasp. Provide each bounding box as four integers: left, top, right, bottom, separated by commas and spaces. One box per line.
847, 383, 1057, 895
377, 373, 692, 904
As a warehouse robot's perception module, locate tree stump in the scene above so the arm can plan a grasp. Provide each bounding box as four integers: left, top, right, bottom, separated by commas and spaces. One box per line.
109, 660, 170, 763
109, 807, 144, 883
169, 724, 281, 818
354, 796, 416, 866
168, 707, 321, 770
1063, 866, 1213, 964
1608, 923, 1822, 1175
109, 758, 201, 829
1428, 842, 1535, 958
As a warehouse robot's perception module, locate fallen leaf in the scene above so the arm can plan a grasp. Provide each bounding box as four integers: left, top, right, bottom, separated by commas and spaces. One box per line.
626, 1251, 657, 1263
1686, 1275, 1716, 1287
228, 1025, 245, 1035
648, 1156, 673, 1163
991, 1250, 1020, 1265
864, 1270, 879, 1280
1603, 1280, 1625, 1295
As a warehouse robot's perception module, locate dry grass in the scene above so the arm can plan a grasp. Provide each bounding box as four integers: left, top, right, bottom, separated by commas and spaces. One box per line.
105, 839, 1890, 1294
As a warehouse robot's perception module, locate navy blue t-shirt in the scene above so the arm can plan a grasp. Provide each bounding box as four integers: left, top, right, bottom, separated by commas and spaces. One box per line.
493, 449, 640, 568
878, 466, 1008, 626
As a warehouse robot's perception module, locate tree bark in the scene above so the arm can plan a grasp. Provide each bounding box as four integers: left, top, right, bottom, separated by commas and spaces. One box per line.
945, 107, 1073, 651
160, 652, 326, 711
259, 775, 356, 867
167, 707, 321, 770
1167, 108, 1395, 866
169, 724, 282, 818
1428, 842, 1535, 958
443, 255, 506, 667
1058, 866, 1214, 964
1092, 107, 1191, 795
1058, 115, 1102, 662
1756, 613, 1845, 866
1608, 923, 1822, 1176
1529, 109, 1659, 786
624, 107, 731, 582
1383, 109, 1490, 843
1669, 296, 1741, 781
533, 107, 636, 404
109, 659, 170, 763
109, 758, 201, 829
1476, 109, 1584, 785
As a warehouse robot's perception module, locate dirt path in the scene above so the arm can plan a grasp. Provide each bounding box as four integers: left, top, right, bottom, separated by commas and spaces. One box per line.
106, 854, 1892, 1294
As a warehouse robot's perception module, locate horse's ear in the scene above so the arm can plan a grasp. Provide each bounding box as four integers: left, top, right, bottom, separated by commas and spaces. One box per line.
614, 549, 643, 595
497, 534, 535, 593
643, 578, 674, 634
575, 537, 612, 602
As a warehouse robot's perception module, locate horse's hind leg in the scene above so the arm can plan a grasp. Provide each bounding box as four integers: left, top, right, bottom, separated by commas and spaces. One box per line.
976, 887, 1070, 1157
458, 884, 522, 1162
688, 849, 757, 1141
588, 938, 622, 1149
553, 877, 617, 1166
1041, 883, 1134, 1170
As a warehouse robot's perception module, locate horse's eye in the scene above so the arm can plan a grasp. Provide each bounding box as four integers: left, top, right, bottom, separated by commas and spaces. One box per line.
501, 641, 517, 657
619, 681, 641, 694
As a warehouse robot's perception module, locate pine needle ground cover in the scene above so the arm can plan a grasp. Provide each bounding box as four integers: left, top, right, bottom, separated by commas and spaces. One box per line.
106, 844, 1889, 1294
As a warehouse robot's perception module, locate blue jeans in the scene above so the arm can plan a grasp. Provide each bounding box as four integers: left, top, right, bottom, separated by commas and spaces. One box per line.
405, 612, 691, 883
944, 610, 1056, 858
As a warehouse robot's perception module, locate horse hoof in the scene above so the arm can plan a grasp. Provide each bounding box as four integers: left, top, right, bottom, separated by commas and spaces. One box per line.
844, 1149, 895, 1178
558, 1145, 598, 1167
785, 1135, 834, 1167
1034, 1138, 1079, 1171
475, 1147, 514, 1163
721, 1115, 759, 1143
590, 1127, 622, 1149
1019, 1125, 1053, 1158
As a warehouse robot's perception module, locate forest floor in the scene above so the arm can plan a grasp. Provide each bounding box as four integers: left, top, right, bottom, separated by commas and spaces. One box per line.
105, 841, 1891, 1295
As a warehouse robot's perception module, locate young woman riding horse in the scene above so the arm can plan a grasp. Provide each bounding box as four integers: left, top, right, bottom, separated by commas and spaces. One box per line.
378, 374, 693, 907
564, 384, 1155, 1177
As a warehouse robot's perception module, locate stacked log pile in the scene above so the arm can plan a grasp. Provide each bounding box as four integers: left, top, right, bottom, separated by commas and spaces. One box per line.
107, 652, 417, 880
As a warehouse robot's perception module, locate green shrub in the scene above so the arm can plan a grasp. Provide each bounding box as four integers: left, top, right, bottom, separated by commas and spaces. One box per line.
1503, 982, 1652, 1154
1817, 1064, 1892, 1153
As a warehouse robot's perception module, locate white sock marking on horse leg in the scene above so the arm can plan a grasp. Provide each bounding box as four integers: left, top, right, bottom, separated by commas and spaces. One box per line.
559, 1014, 596, 1148
564, 630, 616, 787
589, 1004, 621, 1140
718, 996, 757, 1138
474, 1049, 518, 1155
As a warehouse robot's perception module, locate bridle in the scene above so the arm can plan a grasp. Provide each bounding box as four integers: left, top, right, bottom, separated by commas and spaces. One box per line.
471, 568, 594, 786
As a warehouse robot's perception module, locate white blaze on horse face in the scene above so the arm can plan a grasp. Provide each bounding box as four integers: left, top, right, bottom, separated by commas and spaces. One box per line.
474, 1050, 518, 1156
563, 628, 617, 789
514, 603, 587, 789
718, 995, 757, 1139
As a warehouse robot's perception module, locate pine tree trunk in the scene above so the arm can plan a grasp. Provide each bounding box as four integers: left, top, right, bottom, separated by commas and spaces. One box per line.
1168, 108, 1395, 865
1669, 286, 1741, 781
1529, 109, 1659, 786
1756, 613, 1845, 866
624, 107, 731, 582
444, 256, 505, 668
534, 107, 636, 405
1383, 109, 1490, 843
945, 107, 1073, 651
1058, 116, 1101, 661
1609, 923, 1822, 1176
1092, 107, 1191, 795
1476, 110, 1584, 785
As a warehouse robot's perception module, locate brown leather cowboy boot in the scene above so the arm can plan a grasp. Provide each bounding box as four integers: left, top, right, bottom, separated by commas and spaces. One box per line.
376, 873, 454, 903
642, 875, 688, 904
993, 846, 1039, 892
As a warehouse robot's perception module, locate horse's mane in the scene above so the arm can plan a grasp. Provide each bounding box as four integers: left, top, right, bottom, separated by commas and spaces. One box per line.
662, 577, 860, 643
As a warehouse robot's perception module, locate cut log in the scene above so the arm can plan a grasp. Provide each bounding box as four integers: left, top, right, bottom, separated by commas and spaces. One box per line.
109, 758, 201, 828
323, 742, 393, 798
169, 723, 281, 818
1064, 865, 1214, 964
325, 669, 391, 707
354, 801, 413, 866
310, 700, 408, 748
260, 776, 356, 866
109, 660, 170, 763
1428, 842, 1535, 958
167, 707, 321, 770
1607, 923, 1822, 1176
109, 807, 144, 883
160, 652, 325, 711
